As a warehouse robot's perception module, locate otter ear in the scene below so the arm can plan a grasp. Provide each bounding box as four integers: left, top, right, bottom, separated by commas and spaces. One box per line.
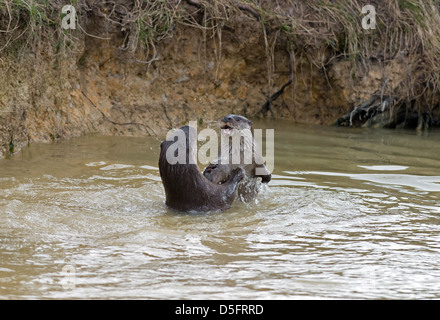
248, 119, 253, 126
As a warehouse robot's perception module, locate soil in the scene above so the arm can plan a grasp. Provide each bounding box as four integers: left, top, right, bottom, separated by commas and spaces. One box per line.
0, 1, 434, 158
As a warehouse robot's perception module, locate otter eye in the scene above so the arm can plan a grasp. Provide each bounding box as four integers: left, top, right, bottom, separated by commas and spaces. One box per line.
236, 118, 241, 121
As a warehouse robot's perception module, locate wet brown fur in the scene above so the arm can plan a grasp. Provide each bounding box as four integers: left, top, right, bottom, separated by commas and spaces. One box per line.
159, 125, 244, 212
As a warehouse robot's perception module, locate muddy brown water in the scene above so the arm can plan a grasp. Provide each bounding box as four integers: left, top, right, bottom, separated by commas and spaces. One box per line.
1, 121, 440, 299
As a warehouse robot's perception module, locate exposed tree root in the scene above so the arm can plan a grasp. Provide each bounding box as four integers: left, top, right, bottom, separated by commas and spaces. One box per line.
335, 95, 382, 126
260, 50, 294, 118
335, 94, 396, 127
334, 94, 440, 129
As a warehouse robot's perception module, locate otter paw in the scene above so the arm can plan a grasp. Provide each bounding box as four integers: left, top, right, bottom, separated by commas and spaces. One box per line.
230, 167, 245, 182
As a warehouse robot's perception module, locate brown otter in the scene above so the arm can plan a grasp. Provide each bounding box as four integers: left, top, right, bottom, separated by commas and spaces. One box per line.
203, 114, 271, 201
159, 125, 244, 212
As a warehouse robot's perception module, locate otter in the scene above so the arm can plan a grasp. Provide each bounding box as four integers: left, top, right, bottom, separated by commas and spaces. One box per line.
159, 125, 244, 212
203, 114, 271, 201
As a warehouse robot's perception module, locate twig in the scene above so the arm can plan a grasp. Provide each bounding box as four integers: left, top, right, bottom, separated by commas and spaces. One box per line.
77, 24, 111, 41
260, 50, 294, 118
185, 0, 203, 8
233, 2, 261, 21
334, 94, 398, 127
185, 0, 261, 21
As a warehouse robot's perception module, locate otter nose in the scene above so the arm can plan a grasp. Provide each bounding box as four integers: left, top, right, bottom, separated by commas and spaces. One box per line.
223, 115, 233, 122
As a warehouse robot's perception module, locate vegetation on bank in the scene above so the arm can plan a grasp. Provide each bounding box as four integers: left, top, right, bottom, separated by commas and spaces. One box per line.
1, 0, 440, 129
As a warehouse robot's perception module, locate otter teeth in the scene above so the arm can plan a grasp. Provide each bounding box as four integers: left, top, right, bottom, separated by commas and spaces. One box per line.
223, 128, 232, 135
221, 125, 233, 135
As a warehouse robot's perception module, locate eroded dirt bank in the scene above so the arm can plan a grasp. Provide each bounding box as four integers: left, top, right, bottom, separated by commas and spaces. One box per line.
1, 0, 440, 158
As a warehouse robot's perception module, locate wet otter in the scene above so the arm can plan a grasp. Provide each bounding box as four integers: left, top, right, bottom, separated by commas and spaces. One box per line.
159, 125, 244, 212
203, 114, 271, 201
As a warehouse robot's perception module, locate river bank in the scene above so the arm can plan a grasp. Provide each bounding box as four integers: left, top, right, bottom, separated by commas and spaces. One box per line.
1, 0, 439, 158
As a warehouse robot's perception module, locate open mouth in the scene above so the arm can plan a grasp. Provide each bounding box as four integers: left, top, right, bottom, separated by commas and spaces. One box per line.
220, 123, 234, 135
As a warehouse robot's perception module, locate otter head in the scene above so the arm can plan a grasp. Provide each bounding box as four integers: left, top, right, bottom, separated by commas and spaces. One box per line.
219, 114, 253, 136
